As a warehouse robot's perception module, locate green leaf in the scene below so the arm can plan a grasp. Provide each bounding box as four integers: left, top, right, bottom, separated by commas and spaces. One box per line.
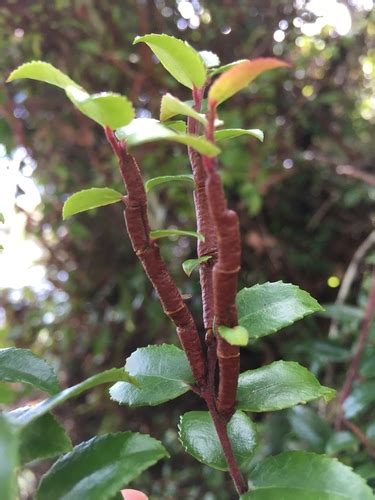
287, 406, 332, 452
236, 281, 323, 339
182, 255, 212, 277
0, 415, 18, 500
0, 213, 4, 224
236, 361, 335, 412
134, 34, 206, 89
16, 411, 72, 464
241, 451, 374, 500
214, 128, 264, 143
355, 463, 375, 480
0, 347, 59, 394
150, 229, 204, 241
62, 187, 123, 220
218, 325, 249, 346
164, 120, 186, 133
7, 60, 79, 89
8, 368, 135, 428
0, 383, 16, 404
209, 59, 248, 77
325, 431, 358, 455
160, 93, 207, 125
199, 51, 220, 68
110, 344, 194, 407
360, 346, 375, 378
145, 174, 194, 193
320, 303, 364, 322
344, 380, 375, 419
179, 410, 257, 471
36, 432, 168, 500
116, 118, 220, 157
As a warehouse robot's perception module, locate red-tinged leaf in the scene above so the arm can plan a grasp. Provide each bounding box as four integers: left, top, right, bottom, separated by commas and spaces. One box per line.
208, 58, 290, 106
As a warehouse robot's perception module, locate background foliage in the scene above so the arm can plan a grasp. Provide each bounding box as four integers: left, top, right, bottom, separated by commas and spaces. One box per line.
0, 1, 374, 498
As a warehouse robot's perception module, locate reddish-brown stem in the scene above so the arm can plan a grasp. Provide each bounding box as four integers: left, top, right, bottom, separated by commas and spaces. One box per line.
342, 419, 375, 458
105, 127, 206, 386
335, 269, 375, 430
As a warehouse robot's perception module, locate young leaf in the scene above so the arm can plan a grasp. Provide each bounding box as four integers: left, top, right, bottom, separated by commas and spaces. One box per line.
218, 325, 249, 346
62, 187, 123, 220
8, 368, 135, 428
150, 229, 204, 241
16, 411, 72, 465
215, 128, 264, 143
36, 432, 168, 500
116, 118, 220, 157
343, 380, 375, 419
182, 255, 212, 277
160, 93, 207, 126
0, 415, 18, 500
236, 361, 335, 412
199, 50, 221, 68
178, 410, 257, 471
164, 120, 187, 133
134, 34, 206, 89
208, 58, 289, 106
241, 451, 374, 500
7, 60, 79, 89
145, 174, 194, 193
236, 281, 323, 339
0, 347, 59, 394
110, 344, 194, 407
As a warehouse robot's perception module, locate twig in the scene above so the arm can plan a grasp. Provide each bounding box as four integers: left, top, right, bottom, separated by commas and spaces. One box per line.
335, 269, 375, 430
343, 419, 375, 458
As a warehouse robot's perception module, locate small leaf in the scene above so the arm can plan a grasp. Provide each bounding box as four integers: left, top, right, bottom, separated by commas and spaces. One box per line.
7, 60, 79, 89
209, 58, 289, 105
325, 431, 358, 455
65, 87, 134, 128
8, 368, 135, 428
236, 281, 323, 339
150, 229, 204, 241
179, 410, 257, 471
0, 347, 59, 394
215, 128, 264, 143
145, 174, 194, 193
110, 344, 194, 407
199, 50, 221, 68
218, 325, 249, 346
344, 380, 375, 419
116, 118, 220, 157
16, 411, 72, 465
134, 34, 206, 89
236, 361, 335, 412
0, 415, 18, 500
36, 432, 168, 500
160, 93, 207, 125
182, 255, 212, 277
209, 59, 248, 77
241, 451, 374, 500
62, 187, 123, 220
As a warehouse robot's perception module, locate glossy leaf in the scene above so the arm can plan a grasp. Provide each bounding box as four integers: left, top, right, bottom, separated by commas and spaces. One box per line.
182, 255, 212, 277
110, 344, 193, 407
241, 451, 374, 500
199, 50, 220, 68
218, 325, 249, 346
145, 174, 194, 193
134, 34, 206, 89
8, 60, 79, 89
116, 118, 220, 157
325, 431, 358, 455
36, 432, 168, 500
179, 410, 257, 471
150, 229, 204, 241
236, 281, 323, 339
0, 415, 18, 500
8, 368, 135, 428
236, 361, 335, 412
160, 93, 207, 125
344, 380, 375, 419
0, 347, 59, 394
62, 187, 123, 220
17, 411, 72, 464
209, 58, 289, 105
215, 128, 264, 143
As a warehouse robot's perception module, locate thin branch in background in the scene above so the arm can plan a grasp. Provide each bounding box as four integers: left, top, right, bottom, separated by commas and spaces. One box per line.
335, 269, 375, 430
336, 164, 375, 186
343, 419, 375, 459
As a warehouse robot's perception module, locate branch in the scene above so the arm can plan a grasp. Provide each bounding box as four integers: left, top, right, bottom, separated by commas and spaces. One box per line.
343, 419, 375, 458
105, 127, 206, 386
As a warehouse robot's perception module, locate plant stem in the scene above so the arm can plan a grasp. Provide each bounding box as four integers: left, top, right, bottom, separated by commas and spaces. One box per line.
343, 419, 375, 458
335, 269, 375, 430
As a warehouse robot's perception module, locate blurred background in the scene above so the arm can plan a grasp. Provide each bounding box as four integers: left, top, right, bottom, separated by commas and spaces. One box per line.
0, 0, 374, 498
